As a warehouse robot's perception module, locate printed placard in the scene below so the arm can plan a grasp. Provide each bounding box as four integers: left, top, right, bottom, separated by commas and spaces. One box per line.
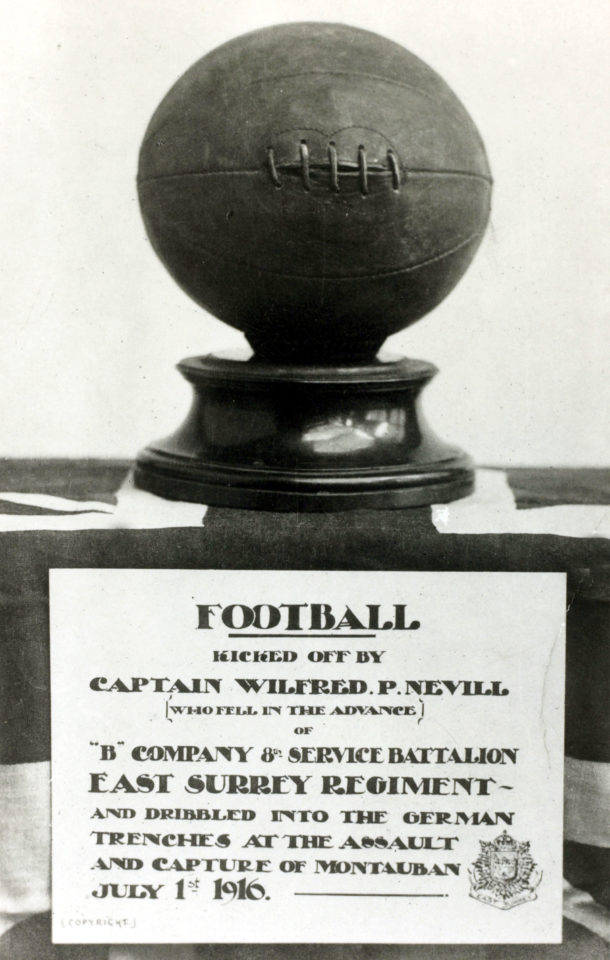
50, 570, 565, 943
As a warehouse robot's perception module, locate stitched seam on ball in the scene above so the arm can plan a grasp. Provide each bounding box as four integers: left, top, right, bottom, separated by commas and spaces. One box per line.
158, 230, 485, 280
212, 72, 448, 101
138, 169, 492, 184
268, 140, 393, 193
145, 74, 484, 144
143, 74, 453, 143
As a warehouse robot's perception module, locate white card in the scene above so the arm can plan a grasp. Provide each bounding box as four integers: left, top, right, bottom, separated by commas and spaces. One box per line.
50, 569, 565, 944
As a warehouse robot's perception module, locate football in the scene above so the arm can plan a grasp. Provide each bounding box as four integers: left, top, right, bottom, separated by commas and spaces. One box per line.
138, 22, 492, 361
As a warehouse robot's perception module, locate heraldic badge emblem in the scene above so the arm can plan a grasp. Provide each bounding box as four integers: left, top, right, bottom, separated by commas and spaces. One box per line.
468, 831, 542, 909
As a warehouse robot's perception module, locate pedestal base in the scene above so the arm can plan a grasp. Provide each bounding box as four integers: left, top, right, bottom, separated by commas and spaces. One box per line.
134, 352, 473, 511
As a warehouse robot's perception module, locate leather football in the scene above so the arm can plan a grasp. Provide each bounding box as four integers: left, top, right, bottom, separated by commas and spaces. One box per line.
138, 22, 492, 361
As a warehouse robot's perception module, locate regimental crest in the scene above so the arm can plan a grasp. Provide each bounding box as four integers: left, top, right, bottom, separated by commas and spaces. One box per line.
468, 831, 542, 910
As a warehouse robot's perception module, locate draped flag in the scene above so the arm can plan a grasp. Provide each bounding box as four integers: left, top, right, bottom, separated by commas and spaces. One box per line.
0, 462, 608, 959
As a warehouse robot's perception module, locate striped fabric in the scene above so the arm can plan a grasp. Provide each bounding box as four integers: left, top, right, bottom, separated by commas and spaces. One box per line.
0, 461, 608, 959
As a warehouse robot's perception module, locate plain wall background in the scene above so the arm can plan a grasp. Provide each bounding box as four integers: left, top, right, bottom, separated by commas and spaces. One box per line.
1, 0, 608, 465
